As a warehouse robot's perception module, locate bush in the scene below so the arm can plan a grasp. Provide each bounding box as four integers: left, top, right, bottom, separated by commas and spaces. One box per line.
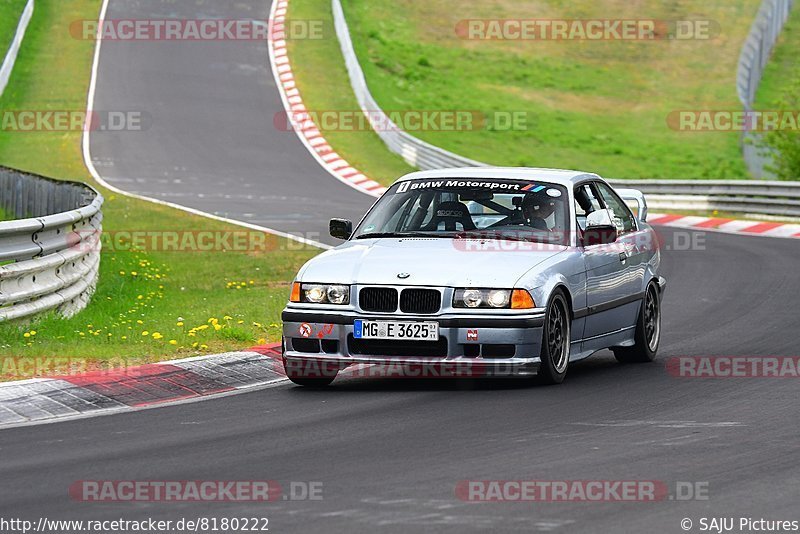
756, 77, 800, 181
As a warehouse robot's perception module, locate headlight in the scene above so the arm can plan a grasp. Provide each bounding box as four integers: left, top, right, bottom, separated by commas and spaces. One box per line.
487, 289, 510, 308
290, 282, 350, 305
326, 285, 349, 304
453, 289, 534, 309
461, 289, 485, 308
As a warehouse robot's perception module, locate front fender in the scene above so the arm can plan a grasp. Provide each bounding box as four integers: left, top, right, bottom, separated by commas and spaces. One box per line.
642, 234, 665, 294
516, 250, 587, 318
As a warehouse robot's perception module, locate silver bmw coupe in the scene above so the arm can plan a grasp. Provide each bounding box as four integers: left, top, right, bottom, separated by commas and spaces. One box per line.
281, 167, 665, 386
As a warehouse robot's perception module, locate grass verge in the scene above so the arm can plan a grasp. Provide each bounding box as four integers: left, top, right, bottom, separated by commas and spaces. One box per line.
287, 0, 414, 185
0, 0, 28, 56
297, 0, 762, 179
754, 7, 800, 107
0, 0, 317, 368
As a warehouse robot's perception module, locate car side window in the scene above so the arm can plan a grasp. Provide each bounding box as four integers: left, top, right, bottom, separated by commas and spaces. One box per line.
574, 183, 603, 231
596, 183, 636, 234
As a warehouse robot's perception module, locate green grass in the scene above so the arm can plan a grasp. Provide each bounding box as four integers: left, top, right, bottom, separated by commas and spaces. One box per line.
754, 7, 800, 108
0, 0, 28, 56
0, 0, 318, 366
296, 0, 762, 179
288, 0, 414, 185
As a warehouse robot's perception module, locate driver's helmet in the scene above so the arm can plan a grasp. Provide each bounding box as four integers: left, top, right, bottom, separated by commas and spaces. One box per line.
522, 193, 556, 219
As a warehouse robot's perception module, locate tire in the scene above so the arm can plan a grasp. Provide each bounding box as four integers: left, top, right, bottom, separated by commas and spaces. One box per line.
613, 281, 662, 363
286, 374, 336, 387
535, 290, 571, 385
283, 354, 338, 387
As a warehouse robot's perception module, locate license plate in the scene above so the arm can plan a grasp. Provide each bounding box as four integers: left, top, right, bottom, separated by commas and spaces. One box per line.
353, 320, 439, 341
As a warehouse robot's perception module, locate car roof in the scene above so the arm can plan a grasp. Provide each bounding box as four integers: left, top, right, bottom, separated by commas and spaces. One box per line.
393, 167, 603, 188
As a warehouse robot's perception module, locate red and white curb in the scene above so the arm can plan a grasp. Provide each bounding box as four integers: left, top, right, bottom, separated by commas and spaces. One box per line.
3, 210, 796, 429
266, 0, 800, 241
0, 344, 287, 428
648, 213, 800, 239
268, 0, 386, 198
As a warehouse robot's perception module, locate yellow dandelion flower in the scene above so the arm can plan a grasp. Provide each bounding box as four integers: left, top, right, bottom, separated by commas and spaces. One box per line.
23, 332, 30, 338
152, 332, 163, 340
169, 339, 177, 345
141, 331, 149, 336
176, 321, 184, 327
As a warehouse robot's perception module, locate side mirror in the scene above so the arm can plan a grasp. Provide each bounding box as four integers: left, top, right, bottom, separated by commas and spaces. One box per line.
615, 188, 648, 222
584, 209, 618, 246
329, 218, 353, 240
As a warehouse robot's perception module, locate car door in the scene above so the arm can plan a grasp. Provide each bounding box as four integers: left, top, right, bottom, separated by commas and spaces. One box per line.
595, 181, 648, 328
576, 182, 641, 343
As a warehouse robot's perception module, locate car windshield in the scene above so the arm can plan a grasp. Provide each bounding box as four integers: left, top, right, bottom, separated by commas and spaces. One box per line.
353, 178, 570, 245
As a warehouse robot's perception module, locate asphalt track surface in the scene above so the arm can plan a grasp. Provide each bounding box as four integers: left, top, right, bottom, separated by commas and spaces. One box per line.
88, 0, 372, 245
3, 0, 799, 532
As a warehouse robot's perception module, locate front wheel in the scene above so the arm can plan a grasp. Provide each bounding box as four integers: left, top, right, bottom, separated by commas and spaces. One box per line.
613, 281, 661, 363
283, 355, 338, 387
535, 290, 571, 385
286, 375, 336, 387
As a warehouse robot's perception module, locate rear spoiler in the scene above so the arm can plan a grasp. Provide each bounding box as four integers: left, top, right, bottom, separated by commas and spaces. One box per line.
615, 188, 648, 222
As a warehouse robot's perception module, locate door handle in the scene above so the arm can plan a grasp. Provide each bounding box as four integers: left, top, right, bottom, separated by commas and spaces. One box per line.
619, 252, 628, 262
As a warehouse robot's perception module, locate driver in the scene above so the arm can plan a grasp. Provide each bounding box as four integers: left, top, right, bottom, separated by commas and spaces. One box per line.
522, 194, 556, 231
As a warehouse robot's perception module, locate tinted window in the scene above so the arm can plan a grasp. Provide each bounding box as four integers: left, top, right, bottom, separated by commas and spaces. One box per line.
353, 178, 570, 245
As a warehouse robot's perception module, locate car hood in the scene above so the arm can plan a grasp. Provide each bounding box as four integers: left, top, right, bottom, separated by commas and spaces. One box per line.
298, 238, 567, 287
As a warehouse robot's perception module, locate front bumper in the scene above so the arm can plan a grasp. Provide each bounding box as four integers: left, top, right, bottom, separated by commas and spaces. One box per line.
281, 308, 545, 377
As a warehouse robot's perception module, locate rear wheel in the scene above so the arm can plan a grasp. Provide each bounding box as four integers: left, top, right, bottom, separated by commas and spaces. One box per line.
535, 291, 570, 385
613, 281, 661, 363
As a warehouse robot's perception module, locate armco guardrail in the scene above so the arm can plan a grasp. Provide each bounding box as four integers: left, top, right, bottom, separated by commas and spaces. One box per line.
0, 167, 103, 322
0, 0, 34, 97
332, 0, 800, 219
736, 0, 794, 178
332, 0, 484, 170
609, 179, 800, 218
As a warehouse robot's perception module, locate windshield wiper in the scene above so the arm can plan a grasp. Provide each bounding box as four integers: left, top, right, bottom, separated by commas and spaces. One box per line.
454, 230, 531, 242
355, 231, 452, 239
456, 230, 559, 244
